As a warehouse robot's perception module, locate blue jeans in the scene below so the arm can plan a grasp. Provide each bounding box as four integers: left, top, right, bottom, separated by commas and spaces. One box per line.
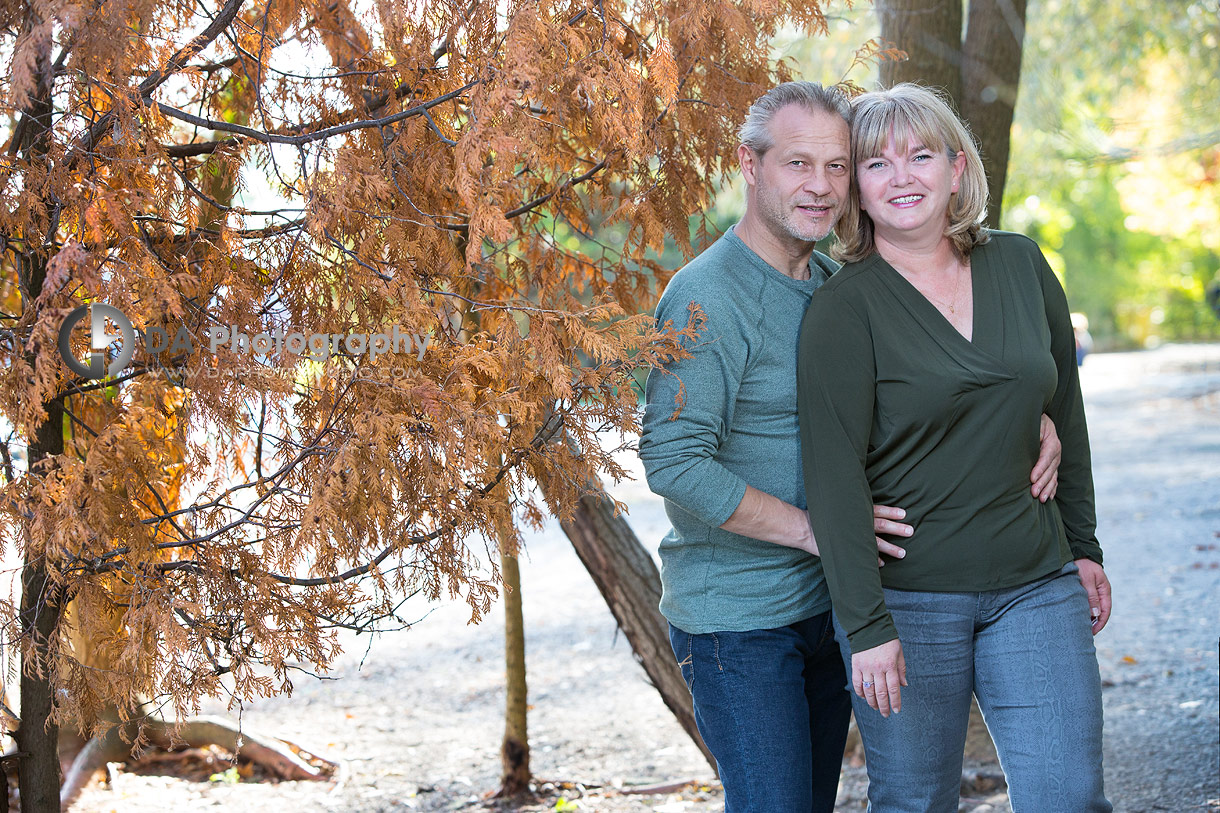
669, 611, 851, 813
836, 563, 1111, 813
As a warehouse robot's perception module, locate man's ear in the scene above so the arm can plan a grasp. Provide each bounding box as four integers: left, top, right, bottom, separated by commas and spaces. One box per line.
738, 143, 759, 186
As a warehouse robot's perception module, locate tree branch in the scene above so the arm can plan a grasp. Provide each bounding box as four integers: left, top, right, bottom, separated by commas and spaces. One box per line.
137, 0, 246, 98
64, 0, 246, 166
164, 138, 239, 157
443, 158, 610, 233
66, 403, 572, 591
153, 81, 477, 147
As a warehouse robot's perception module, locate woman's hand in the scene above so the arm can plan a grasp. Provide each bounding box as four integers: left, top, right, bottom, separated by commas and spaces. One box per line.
802, 504, 911, 562
851, 638, 907, 717
1075, 558, 1112, 634
872, 504, 911, 565
1031, 414, 1062, 502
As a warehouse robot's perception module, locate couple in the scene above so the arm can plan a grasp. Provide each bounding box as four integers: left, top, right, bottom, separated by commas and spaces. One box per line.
639, 82, 1113, 812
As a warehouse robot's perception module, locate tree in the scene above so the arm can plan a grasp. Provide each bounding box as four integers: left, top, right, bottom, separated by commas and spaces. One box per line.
1002, 0, 1220, 346
875, 0, 1028, 228
0, 1, 840, 808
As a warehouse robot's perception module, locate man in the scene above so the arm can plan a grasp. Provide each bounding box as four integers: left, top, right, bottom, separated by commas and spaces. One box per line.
639, 82, 1061, 812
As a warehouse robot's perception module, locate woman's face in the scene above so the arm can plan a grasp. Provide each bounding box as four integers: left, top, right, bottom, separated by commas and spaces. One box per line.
856, 134, 966, 244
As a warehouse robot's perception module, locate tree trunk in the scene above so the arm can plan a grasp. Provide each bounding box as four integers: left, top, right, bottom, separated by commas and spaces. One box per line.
488, 442, 530, 798
14, 6, 64, 805
538, 435, 716, 772
59, 714, 335, 806
876, 0, 964, 103
961, 0, 1028, 227
498, 550, 531, 796
875, 0, 1027, 228
16, 561, 60, 813
18, 402, 64, 813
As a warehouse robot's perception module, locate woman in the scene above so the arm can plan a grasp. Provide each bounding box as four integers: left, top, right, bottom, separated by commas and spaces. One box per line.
796, 83, 1112, 812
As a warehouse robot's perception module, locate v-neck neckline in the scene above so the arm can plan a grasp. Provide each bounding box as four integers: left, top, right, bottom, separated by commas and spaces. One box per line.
876, 250, 981, 347
867, 244, 1016, 381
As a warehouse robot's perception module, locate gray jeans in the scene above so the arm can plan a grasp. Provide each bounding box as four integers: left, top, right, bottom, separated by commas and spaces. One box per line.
836, 562, 1112, 813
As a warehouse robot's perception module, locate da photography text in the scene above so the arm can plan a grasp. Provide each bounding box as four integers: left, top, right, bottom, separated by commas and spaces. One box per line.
58, 302, 430, 381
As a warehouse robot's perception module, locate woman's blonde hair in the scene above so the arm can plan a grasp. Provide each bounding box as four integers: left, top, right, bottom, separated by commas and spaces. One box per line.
833, 83, 990, 263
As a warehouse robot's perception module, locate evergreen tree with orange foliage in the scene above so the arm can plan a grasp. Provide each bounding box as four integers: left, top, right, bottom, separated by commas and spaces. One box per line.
0, 1, 847, 808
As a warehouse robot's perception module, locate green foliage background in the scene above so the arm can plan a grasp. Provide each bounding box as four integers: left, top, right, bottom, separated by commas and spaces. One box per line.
1002, 0, 1220, 347
593, 1, 1220, 349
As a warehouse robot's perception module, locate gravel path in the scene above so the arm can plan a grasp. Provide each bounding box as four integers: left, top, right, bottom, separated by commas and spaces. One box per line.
72, 344, 1220, 813
1078, 345, 1220, 812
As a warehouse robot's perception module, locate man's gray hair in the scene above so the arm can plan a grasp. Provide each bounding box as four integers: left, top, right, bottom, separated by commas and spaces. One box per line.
738, 82, 851, 155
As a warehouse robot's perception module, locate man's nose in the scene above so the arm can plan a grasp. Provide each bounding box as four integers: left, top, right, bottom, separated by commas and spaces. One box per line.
804, 169, 833, 196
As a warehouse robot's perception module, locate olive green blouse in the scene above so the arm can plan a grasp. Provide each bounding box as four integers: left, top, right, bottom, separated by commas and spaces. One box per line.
797, 232, 1102, 653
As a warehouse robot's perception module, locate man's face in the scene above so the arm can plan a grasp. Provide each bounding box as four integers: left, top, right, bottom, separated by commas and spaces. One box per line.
741, 105, 851, 243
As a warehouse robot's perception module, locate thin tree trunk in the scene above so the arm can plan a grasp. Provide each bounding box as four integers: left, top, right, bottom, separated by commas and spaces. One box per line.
866, 3, 1033, 772
962, 0, 1028, 228
498, 551, 531, 795
537, 433, 716, 772
489, 445, 530, 798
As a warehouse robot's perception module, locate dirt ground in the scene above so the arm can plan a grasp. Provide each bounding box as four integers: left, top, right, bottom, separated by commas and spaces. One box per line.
69, 343, 1220, 813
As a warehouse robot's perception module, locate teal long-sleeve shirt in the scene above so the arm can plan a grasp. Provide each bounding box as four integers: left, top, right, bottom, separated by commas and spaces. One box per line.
797, 232, 1103, 653
640, 227, 839, 634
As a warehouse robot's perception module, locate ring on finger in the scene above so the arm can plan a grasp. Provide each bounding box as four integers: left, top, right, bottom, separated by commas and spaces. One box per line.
861, 680, 874, 688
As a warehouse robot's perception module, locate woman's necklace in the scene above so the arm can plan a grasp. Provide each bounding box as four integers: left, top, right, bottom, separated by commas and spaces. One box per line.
921, 264, 965, 314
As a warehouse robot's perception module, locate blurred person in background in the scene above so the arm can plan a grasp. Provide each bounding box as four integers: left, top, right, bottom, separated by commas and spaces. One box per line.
1072, 311, 1094, 365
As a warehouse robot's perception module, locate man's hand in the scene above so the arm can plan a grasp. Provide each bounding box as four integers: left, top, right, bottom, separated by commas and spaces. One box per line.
1031, 414, 1062, 502
852, 638, 907, 717
1075, 558, 1112, 635
872, 505, 911, 566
